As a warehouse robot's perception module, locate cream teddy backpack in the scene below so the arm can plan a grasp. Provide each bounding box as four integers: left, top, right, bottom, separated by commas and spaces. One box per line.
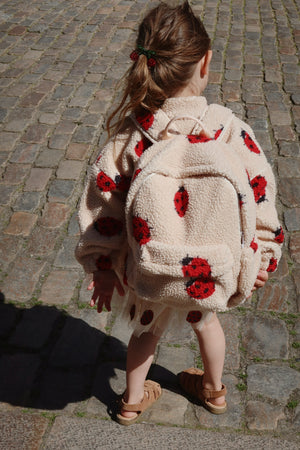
125, 111, 261, 312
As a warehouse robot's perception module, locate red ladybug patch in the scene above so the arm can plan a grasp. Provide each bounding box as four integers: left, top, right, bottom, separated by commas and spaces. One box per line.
132, 168, 142, 181
250, 175, 267, 203
136, 112, 154, 131
140, 309, 154, 325
135, 137, 152, 157
188, 134, 211, 144
214, 127, 223, 139
96, 255, 112, 270
174, 187, 189, 217
241, 130, 261, 154
132, 216, 151, 245
97, 171, 117, 192
267, 257, 278, 272
274, 226, 284, 244
186, 310, 202, 323
94, 217, 123, 236
181, 256, 212, 278
186, 278, 215, 300
250, 238, 258, 253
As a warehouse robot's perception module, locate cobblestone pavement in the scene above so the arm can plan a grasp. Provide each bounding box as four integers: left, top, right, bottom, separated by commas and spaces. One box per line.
0, 0, 299, 448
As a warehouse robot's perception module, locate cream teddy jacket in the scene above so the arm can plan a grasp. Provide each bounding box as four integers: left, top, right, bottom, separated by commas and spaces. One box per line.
75, 96, 283, 311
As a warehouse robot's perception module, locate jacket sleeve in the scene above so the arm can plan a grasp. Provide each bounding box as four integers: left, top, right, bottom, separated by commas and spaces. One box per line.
230, 117, 284, 273
75, 132, 134, 275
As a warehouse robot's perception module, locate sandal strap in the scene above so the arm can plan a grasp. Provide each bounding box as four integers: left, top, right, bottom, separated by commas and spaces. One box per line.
120, 380, 161, 413
201, 383, 227, 399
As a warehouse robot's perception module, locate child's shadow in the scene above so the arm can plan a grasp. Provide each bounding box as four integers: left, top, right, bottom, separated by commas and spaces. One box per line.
0, 293, 177, 417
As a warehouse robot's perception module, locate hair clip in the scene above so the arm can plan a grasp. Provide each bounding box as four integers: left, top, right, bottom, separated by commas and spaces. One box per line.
130, 45, 157, 68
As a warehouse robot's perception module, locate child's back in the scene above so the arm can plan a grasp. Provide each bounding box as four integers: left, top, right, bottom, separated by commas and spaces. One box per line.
75, 1, 283, 425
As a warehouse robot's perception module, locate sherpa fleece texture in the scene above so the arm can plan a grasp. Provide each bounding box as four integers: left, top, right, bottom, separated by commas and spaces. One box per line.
75, 96, 283, 312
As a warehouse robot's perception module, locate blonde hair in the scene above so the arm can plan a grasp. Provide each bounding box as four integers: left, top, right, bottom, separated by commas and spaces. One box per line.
107, 1, 211, 137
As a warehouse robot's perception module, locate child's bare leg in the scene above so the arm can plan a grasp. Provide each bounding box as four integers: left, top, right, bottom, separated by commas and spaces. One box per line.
193, 313, 226, 406
121, 331, 160, 418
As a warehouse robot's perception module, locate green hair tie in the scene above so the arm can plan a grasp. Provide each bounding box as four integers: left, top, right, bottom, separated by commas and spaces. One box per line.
137, 45, 156, 59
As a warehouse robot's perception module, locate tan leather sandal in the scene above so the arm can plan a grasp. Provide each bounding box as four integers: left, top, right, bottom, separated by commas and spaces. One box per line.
178, 367, 227, 415
116, 380, 162, 426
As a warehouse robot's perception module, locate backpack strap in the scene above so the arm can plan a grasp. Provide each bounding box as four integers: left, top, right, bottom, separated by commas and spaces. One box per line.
131, 106, 233, 144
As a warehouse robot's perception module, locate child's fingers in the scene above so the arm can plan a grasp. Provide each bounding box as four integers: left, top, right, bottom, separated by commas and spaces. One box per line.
116, 279, 125, 296
87, 281, 94, 290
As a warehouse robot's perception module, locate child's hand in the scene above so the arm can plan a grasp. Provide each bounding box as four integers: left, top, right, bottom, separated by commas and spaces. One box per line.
247, 269, 269, 298
87, 270, 125, 313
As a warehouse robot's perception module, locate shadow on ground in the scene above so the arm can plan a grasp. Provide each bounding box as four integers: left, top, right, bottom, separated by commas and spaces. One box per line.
0, 293, 177, 415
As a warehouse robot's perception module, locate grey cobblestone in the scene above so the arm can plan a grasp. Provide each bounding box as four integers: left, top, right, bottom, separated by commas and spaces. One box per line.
0, 0, 299, 447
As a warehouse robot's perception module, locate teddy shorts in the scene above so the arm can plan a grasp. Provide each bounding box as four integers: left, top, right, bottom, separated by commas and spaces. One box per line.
114, 291, 214, 338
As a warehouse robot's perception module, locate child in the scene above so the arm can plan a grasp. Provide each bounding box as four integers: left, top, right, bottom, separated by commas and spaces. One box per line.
75, 1, 283, 425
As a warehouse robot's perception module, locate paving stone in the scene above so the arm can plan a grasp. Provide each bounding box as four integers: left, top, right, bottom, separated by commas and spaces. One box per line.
22, 124, 50, 144
72, 307, 109, 333
34, 367, 92, 411
246, 401, 285, 431
247, 364, 300, 403
2, 163, 31, 185
0, 354, 41, 405
151, 344, 195, 387
19, 91, 45, 108
24, 167, 52, 192
26, 227, 60, 257
0, 412, 48, 449
9, 305, 60, 350
242, 315, 289, 359
279, 178, 300, 207
0, 234, 21, 268
49, 313, 105, 367
9, 143, 40, 164
35, 148, 64, 168
39, 269, 79, 306
48, 133, 71, 150
193, 374, 243, 429
40, 202, 70, 228
0, 131, 20, 152
47, 179, 75, 203
39, 112, 61, 125
68, 211, 80, 236
56, 160, 84, 179
13, 191, 42, 212
72, 125, 97, 143
289, 232, 300, 264
144, 388, 189, 426
278, 158, 300, 178
284, 208, 300, 232
4, 211, 38, 236
256, 282, 289, 312
2, 255, 46, 302
55, 120, 77, 135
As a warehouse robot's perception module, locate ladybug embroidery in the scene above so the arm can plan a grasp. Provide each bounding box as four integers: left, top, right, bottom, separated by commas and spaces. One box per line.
181, 256, 212, 278
115, 174, 131, 192
250, 175, 267, 203
241, 130, 261, 154
96, 255, 112, 270
250, 238, 258, 253
132, 168, 142, 181
214, 127, 223, 139
140, 309, 154, 325
174, 187, 189, 217
97, 171, 117, 192
186, 310, 202, 323
135, 137, 152, 157
267, 257, 278, 272
132, 216, 151, 245
94, 217, 123, 236
186, 278, 215, 300
130, 304, 136, 320
136, 112, 154, 131
274, 226, 284, 244
188, 134, 211, 144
